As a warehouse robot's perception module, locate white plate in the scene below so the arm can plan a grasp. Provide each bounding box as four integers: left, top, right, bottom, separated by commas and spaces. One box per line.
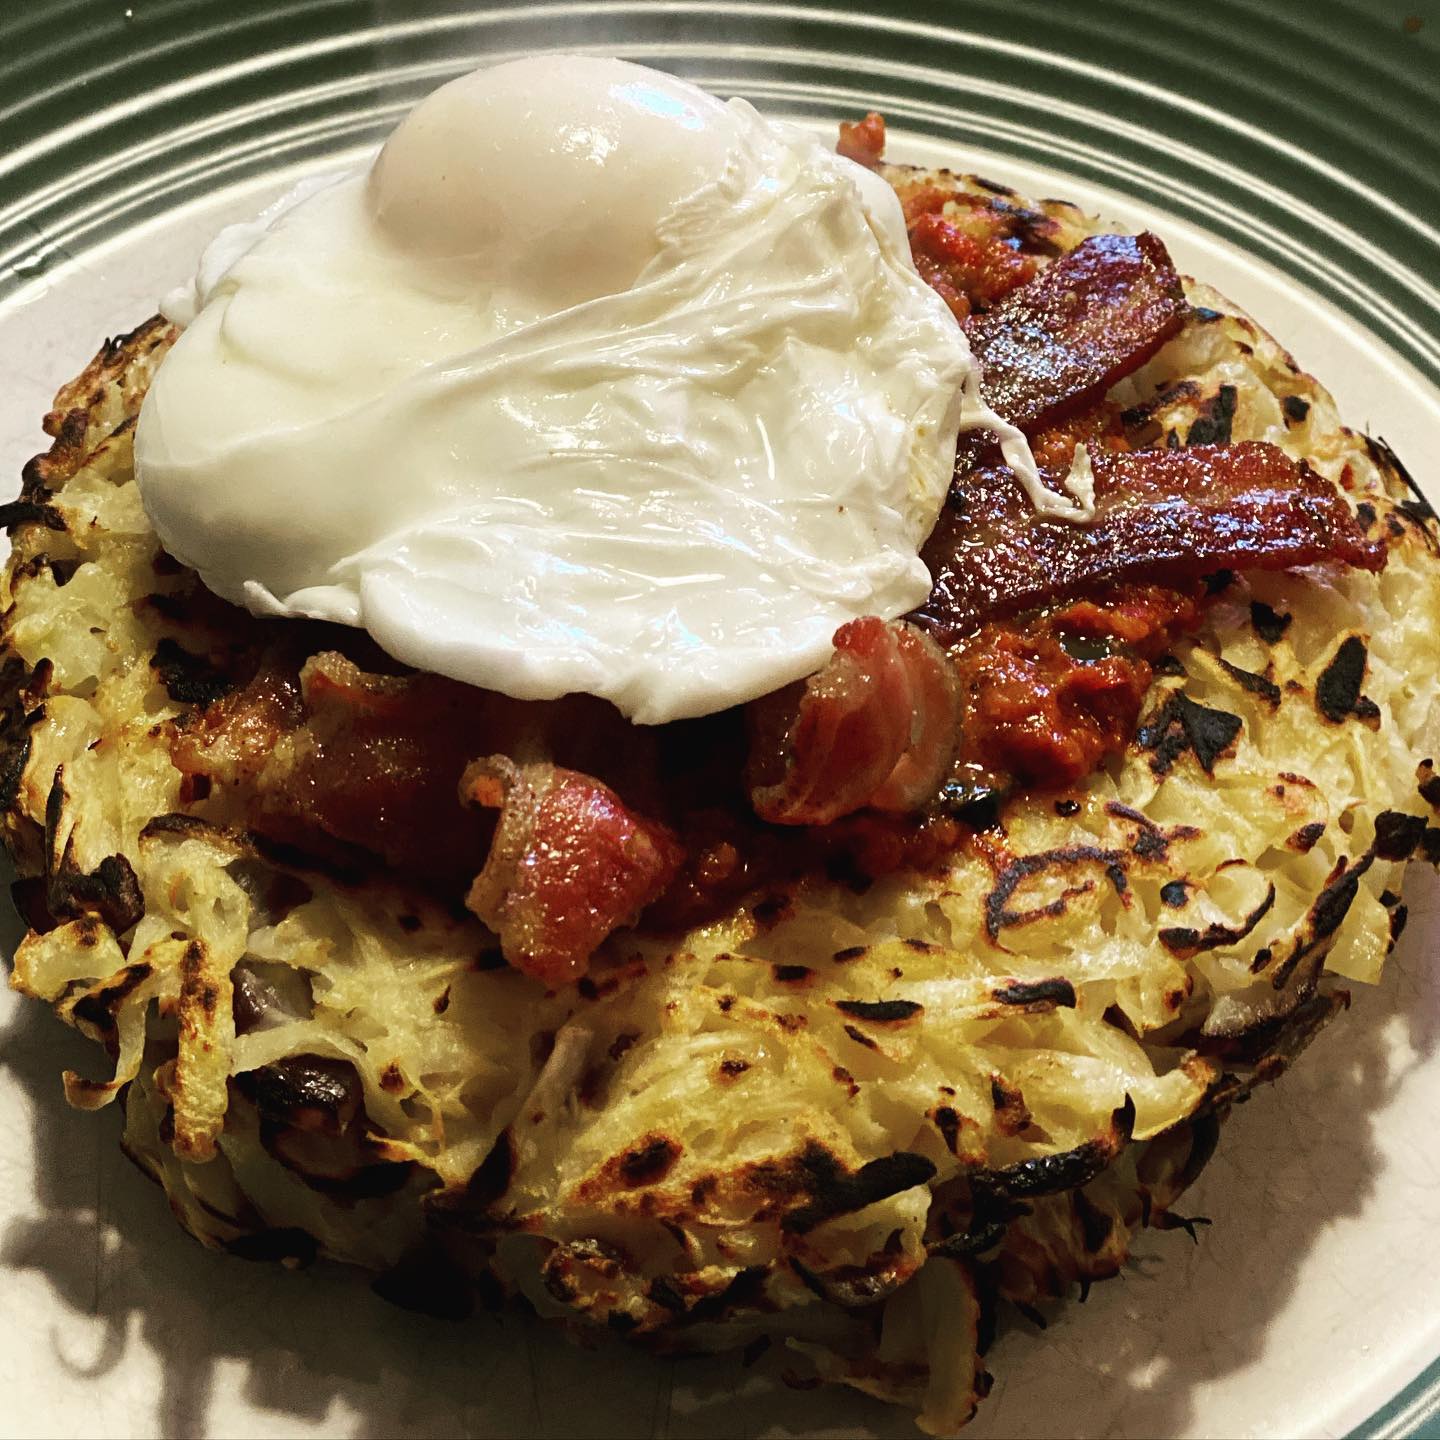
2, 125, 1439, 1440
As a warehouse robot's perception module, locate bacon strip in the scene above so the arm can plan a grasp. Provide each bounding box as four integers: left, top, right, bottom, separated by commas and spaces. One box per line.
967, 232, 1187, 434
917, 442, 1385, 643
462, 758, 682, 986
747, 617, 960, 827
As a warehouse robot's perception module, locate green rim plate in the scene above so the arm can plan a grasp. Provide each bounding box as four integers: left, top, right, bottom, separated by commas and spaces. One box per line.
1, 4, 1437, 1437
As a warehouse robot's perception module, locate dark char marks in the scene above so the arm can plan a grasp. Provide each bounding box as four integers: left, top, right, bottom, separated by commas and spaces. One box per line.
991, 977, 1077, 1009
836, 997, 923, 1023
1219, 658, 1282, 706
1251, 601, 1292, 643
1316, 637, 1370, 722
1137, 691, 1243, 775
780, 1148, 937, 1235
1185, 385, 1237, 446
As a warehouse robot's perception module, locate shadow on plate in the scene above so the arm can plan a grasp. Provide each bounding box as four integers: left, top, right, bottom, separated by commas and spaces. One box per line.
3, 870, 1436, 1440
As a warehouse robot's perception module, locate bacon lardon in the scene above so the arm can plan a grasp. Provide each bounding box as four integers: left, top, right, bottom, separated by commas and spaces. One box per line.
461, 757, 682, 986
171, 649, 496, 883
836, 111, 886, 168
966, 232, 1188, 434
747, 617, 960, 827
917, 442, 1385, 642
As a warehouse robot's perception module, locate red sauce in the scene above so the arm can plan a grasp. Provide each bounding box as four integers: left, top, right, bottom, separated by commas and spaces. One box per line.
947, 585, 1200, 793
908, 212, 1039, 321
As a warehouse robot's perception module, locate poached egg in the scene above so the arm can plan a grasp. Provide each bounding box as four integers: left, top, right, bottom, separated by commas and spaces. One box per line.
135, 56, 1056, 724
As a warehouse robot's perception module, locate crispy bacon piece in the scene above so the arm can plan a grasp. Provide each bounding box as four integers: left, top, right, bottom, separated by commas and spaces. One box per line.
171, 649, 495, 878
262, 653, 498, 881
966, 232, 1187, 433
747, 617, 960, 827
462, 758, 682, 986
917, 442, 1385, 643
175, 649, 679, 981
170, 654, 304, 789
171, 644, 661, 890
171, 647, 502, 880
837, 111, 886, 167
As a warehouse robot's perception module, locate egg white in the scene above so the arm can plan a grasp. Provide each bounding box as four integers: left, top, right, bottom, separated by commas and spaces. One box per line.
136, 56, 984, 723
